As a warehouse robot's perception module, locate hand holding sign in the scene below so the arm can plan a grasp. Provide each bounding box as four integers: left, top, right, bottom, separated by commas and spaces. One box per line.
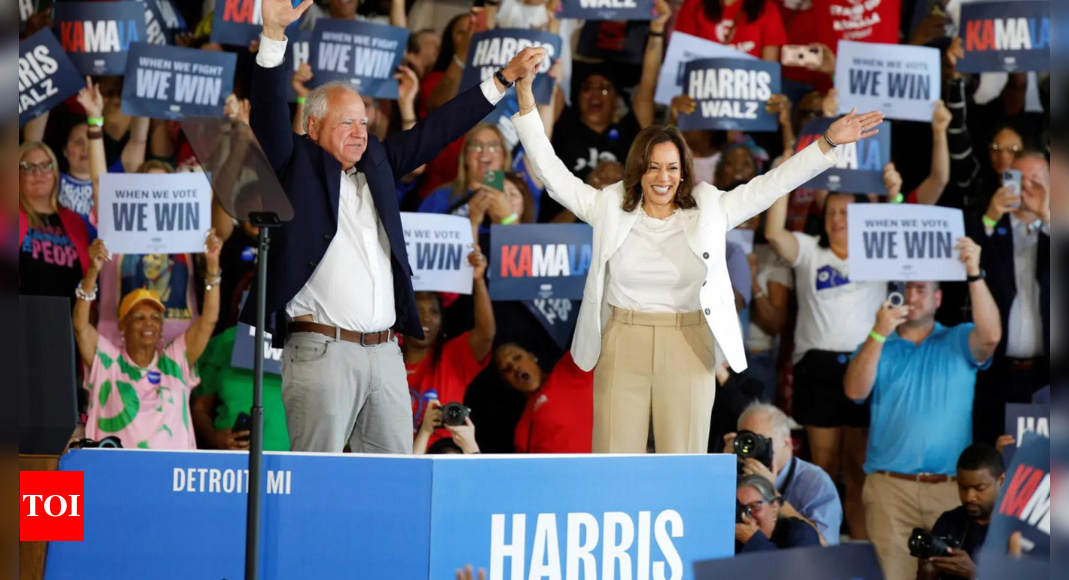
956, 237, 982, 278
263, 0, 314, 41
205, 228, 223, 269
652, 0, 673, 31
884, 163, 903, 198
469, 245, 488, 280
86, 239, 113, 275
826, 108, 885, 147
292, 62, 314, 99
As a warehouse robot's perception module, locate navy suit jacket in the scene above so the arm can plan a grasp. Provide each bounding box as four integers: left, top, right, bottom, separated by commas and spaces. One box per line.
240, 60, 496, 346
968, 214, 1051, 358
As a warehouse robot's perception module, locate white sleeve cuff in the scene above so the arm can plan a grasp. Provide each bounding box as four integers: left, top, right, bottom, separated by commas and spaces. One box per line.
256, 34, 289, 69
479, 78, 505, 106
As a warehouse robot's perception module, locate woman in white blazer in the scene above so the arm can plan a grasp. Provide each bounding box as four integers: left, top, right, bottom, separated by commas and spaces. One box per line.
511, 53, 884, 454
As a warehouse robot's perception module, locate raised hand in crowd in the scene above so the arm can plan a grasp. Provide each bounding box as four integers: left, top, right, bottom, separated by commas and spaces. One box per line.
767, 94, 795, 152
395, 65, 420, 131
956, 237, 983, 279
263, 0, 314, 40
995, 434, 1017, 456
292, 62, 314, 100
469, 244, 488, 281
944, 37, 965, 81
457, 566, 487, 580
224, 94, 252, 126
985, 186, 1023, 226
76, 76, 104, 121
670, 95, 697, 126
884, 163, 904, 199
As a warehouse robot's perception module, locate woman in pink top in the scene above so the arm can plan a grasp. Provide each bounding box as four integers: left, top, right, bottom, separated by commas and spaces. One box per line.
70, 232, 223, 450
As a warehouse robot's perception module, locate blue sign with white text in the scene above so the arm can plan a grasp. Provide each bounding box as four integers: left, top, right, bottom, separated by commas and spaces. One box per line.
489, 224, 594, 301
983, 432, 1050, 560
558, 0, 655, 21
679, 58, 781, 132
797, 117, 892, 195
19, 28, 84, 128
1004, 403, 1049, 464
523, 299, 581, 351
45, 451, 736, 579
211, 0, 301, 47
462, 29, 563, 105
959, 1, 1050, 73
287, 29, 313, 103
54, 1, 146, 76
309, 19, 409, 100
695, 543, 884, 579
121, 43, 237, 120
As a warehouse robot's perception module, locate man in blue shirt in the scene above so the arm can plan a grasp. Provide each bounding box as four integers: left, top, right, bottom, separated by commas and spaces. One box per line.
728, 403, 843, 545
844, 237, 1003, 580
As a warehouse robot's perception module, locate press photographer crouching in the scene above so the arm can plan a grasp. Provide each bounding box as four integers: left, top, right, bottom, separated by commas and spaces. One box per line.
726, 403, 843, 545
736, 475, 823, 554
914, 444, 1006, 580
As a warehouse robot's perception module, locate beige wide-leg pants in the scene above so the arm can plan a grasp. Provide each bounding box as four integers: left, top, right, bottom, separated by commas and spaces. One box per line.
593, 308, 718, 454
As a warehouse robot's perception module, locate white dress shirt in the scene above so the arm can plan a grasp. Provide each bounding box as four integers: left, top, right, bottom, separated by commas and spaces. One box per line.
255, 34, 504, 332
1005, 214, 1044, 358
606, 209, 706, 314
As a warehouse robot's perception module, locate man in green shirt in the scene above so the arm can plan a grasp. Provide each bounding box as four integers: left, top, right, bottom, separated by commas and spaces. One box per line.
192, 327, 290, 451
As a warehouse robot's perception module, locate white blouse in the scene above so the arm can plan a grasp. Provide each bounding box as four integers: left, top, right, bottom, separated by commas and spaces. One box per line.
605, 209, 707, 314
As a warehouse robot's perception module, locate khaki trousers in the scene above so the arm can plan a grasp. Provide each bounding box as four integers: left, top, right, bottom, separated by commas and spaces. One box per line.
863, 472, 962, 580
593, 308, 718, 454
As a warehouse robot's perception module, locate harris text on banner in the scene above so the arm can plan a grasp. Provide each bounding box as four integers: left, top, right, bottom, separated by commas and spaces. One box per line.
97, 173, 213, 256
959, 1, 1050, 73
54, 1, 146, 77
654, 32, 753, 106
847, 204, 967, 282
462, 29, 561, 105
1003, 404, 1049, 464
797, 117, 892, 195
121, 43, 237, 120
309, 19, 409, 100
212, 0, 301, 47
835, 40, 941, 123
19, 29, 83, 128
557, 0, 655, 21
678, 58, 781, 132
401, 213, 475, 295
489, 224, 593, 301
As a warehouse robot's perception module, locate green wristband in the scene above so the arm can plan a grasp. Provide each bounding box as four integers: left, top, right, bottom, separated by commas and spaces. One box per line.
982, 216, 999, 228
870, 331, 887, 344
296, 96, 307, 105
87, 117, 104, 127
500, 213, 520, 225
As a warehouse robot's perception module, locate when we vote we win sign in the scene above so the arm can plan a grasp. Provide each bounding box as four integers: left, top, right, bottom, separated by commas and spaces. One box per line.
848, 204, 966, 282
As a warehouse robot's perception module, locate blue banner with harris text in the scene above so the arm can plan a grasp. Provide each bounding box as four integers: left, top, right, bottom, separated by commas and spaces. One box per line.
19, 28, 83, 128
462, 29, 562, 105
797, 117, 892, 195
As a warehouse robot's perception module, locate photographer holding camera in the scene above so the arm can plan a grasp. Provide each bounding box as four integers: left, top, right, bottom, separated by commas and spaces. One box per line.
725, 403, 842, 546
736, 475, 823, 554
844, 238, 1002, 580
914, 444, 1006, 580
414, 401, 481, 455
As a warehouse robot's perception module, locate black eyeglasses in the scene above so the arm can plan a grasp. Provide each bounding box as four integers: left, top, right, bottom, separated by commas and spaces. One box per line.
19, 161, 55, 174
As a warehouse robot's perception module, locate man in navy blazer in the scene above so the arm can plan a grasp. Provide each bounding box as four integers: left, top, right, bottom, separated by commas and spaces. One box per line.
967, 150, 1050, 445
243, 0, 546, 454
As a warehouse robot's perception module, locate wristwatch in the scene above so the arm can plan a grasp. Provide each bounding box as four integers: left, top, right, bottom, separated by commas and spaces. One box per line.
967, 269, 986, 284
494, 69, 515, 90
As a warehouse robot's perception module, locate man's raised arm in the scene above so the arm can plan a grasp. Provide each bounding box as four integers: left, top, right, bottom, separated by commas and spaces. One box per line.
250, 0, 314, 173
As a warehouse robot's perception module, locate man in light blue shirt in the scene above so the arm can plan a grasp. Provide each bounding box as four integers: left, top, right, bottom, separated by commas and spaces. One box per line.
844, 237, 1002, 580
729, 403, 842, 545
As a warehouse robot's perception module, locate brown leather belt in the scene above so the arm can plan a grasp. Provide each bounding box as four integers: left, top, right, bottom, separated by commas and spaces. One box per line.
288, 321, 396, 346
1007, 357, 1042, 372
878, 471, 955, 484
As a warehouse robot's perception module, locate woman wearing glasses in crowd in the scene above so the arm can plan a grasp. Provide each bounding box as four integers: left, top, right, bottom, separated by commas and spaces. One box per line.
511, 50, 883, 454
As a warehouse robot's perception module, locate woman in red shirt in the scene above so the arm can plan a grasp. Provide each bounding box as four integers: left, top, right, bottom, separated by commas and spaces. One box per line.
495, 345, 594, 454
675, 0, 789, 61
404, 244, 495, 446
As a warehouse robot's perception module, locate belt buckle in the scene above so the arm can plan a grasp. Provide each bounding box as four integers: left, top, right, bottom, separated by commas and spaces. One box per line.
361, 333, 372, 347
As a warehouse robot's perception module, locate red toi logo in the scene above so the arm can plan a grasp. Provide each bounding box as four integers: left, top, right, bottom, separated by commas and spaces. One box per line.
20, 472, 85, 542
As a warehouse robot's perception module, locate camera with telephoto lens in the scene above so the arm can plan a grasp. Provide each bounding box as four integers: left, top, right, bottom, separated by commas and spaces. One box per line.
908, 528, 960, 559
734, 430, 774, 475
441, 402, 471, 427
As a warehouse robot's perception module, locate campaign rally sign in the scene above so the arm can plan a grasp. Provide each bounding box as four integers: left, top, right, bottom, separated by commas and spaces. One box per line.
1004, 404, 1049, 464
982, 432, 1051, 559
558, 0, 655, 21
132, 0, 171, 46
462, 29, 562, 105
678, 58, 781, 132
97, 172, 213, 255
489, 224, 593, 301
309, 19, 409, 100
696, 544, 883, 580
522, 299, 581, 351
847, 204, 967, 282
654, 32, 753, 106
122, 43, 237, 120
212, 0, 302, 47
18, 29, 83, 128
286, 29, 312, 103
149, 0, 189, 43
959, 1, 1050, 73
47, 450, 734, 579
231, 293, 282, 375
401, 213, 475, 295
54, 1, 146, 76
797, 117, 892, 194
577, 21, 649, 65
836, 40, 942, 123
